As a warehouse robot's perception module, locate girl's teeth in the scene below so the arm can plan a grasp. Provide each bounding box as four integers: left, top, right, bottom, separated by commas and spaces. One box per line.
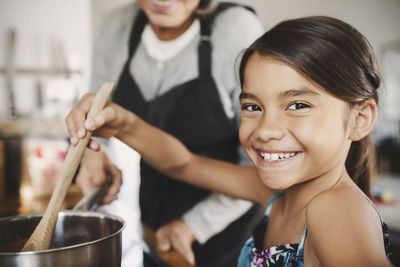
271, 154, 279, 161
260, 152, 296, 161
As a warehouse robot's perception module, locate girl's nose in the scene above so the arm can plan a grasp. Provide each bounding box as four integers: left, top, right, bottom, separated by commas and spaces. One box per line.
254, 115, 285, 142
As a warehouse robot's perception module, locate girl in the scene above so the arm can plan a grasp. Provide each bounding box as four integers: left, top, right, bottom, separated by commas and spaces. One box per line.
66, 16, 393, 266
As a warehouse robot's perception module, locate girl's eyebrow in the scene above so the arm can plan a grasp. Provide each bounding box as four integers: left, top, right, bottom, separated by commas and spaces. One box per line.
280, 88, 320, 98
239, 88, 320, 100
239, 92, 256, 100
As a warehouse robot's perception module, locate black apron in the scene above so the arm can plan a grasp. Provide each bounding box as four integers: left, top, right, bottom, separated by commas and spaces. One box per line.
113, 3, 263, 266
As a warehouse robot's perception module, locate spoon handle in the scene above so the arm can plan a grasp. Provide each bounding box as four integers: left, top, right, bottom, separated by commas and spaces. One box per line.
22, 82, 114, 252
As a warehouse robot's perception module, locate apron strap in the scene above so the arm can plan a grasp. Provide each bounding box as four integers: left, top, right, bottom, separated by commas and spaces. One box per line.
128, 10, 147, 59
113, 9, 147, 114
198, 2, 256, 76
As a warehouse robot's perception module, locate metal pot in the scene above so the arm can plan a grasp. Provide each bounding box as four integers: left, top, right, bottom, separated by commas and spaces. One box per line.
0, 211, 125, 267
0, 182, 125, 267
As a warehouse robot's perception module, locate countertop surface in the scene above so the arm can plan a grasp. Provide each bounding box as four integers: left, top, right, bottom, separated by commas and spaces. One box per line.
0, 185, 82, 218
0, 119, 66, 138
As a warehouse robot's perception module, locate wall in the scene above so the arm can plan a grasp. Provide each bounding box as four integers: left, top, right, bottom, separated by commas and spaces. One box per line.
0, 0, 91, 120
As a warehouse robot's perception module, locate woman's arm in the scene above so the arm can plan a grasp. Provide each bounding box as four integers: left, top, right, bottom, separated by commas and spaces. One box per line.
66, 94, 272, 205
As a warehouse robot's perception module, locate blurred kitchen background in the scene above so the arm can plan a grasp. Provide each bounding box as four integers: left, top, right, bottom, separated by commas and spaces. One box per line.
0, 0, 399, 263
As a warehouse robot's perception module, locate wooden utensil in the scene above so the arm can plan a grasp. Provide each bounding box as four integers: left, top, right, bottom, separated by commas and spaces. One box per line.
22, 82, 114, 252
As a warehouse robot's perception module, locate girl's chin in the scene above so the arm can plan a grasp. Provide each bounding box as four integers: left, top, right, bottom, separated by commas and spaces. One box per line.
259, 177, 293, 191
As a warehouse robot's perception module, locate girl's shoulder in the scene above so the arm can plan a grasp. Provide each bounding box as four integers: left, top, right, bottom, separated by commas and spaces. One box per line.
304, 186, 387, 265
306, 185, 378, 219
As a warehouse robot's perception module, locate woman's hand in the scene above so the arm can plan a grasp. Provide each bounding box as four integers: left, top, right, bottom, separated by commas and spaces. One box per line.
156, 218, 196, 265
66, 93, 131, 149
76, 148, 122, 204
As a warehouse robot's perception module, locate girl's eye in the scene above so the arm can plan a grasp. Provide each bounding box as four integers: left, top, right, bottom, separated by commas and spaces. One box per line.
241, 104, 261, 112
287, 102, 310, 110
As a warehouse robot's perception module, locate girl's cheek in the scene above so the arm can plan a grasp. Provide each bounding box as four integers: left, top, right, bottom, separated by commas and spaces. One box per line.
238, 127, 247, 147
239, 120, 253, 143
239, 121, 259, 160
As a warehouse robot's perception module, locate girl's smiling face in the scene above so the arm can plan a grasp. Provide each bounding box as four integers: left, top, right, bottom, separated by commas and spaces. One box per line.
239, 53, 353, 190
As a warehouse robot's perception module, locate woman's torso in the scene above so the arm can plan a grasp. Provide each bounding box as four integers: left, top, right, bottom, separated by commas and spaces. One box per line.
107, 3, 265, 266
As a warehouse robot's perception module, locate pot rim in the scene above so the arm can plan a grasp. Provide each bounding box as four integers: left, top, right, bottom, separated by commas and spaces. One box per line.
0, 210, 126, 256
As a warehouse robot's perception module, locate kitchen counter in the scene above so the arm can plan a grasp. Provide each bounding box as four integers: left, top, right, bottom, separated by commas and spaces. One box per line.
0, 119, 66, 138
0, 185, 82, 218
0, 118, 72, 217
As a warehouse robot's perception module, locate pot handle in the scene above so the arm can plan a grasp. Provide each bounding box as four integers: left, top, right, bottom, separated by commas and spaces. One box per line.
72, 174, 112, 211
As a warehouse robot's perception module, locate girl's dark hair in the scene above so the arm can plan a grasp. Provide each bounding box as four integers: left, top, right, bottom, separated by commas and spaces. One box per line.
239, 16, 380, 197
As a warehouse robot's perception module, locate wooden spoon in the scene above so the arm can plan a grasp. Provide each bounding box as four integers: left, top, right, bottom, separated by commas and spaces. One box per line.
22, 82, 114, 252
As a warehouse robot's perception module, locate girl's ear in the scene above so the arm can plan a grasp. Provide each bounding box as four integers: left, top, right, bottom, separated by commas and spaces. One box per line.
349, 99, 377, 141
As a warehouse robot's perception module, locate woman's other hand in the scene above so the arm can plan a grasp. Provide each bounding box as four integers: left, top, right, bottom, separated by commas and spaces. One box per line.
156, 218, 196, 265
76, 148, 122, 204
